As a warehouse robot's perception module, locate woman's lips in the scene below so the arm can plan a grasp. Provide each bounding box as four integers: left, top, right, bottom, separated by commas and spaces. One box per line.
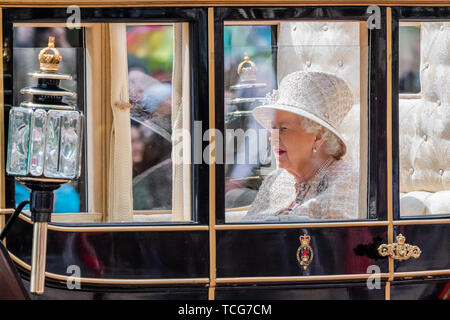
274, 149, 286, 157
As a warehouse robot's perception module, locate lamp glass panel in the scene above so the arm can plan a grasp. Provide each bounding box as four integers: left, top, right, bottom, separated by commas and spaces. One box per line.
44, 110, 62, 178
28, 109, 47, 176
59, 111, 82, 179
7, 107, 32, 175
76, 114, 84, 179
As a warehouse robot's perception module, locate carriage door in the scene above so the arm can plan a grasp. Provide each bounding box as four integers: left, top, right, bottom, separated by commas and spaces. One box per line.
1, 7, 211, 299
210, 6, 391, 299
388, 7, 450, 300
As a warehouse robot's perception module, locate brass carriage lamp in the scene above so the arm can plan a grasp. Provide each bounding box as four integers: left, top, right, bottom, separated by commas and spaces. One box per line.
6, 37, 83, 295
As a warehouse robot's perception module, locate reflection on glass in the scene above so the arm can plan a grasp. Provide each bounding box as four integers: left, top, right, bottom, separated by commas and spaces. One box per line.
399, 26, 420, 93
399, 22, 449, 217
224, 25, 276, 212
13, 26, 84, 213
29, 109, 47, 176
127, 25, 175, 217
224, 22, 366, 223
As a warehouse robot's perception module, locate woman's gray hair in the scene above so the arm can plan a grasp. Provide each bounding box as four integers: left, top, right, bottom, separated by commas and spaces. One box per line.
299, 116, 344, 159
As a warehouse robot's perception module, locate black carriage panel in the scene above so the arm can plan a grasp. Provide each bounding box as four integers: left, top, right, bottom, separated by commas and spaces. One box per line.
393, 224, 450, 273
390, 277, 450, 300
216, 227, 388, 277
2, 7, 211, 294
7, 217, 209, 279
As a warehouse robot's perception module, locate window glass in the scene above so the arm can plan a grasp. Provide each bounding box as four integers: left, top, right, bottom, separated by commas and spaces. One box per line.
399, 26, 420, 93
224, 22, 368, 223
224, 25, 276, 212
399, 22, 449, 217
12, 26, 85, 213
127, 24, 192, 222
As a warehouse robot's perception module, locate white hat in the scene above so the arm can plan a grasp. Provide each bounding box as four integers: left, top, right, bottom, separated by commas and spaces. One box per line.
252, 71, 354, 156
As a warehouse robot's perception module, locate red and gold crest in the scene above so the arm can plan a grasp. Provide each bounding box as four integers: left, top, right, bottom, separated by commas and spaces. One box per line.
296, 234, 314, 270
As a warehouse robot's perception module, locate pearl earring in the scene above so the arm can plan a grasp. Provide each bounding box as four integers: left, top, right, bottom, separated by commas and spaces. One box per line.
313, 147, 317, 153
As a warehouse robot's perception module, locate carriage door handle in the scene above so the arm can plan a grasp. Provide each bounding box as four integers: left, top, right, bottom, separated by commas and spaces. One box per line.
377, 234, 422, 261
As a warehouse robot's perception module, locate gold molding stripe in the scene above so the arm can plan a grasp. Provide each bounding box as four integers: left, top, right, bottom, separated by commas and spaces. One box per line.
225, 205, 250, 212
16, 213, 209, 232
215, 221, 390, 230
0, 208, 15, 215
386, 7, 394, 283
385, 281, 390, 300
393, 218, 450, 225
208, 7, 216, 301
8, 211, 449, 228
9, 252, 209, 285
216, 273, 391, 284
393, 269, 450, 278
1, 1, 450, 7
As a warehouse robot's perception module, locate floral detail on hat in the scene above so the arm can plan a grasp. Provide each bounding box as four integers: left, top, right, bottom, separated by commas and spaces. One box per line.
263, 89, 280, 106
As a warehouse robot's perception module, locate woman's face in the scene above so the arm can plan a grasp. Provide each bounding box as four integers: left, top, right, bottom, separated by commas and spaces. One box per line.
269, 110, 317, 177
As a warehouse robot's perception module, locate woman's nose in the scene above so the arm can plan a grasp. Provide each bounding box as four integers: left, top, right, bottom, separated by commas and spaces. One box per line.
268, 128, 280, 146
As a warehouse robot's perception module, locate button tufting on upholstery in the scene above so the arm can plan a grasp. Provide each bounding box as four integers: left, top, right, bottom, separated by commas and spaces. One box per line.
424, 63, 430, 69
322, 25, 328, 31
440, 25, 445, 31
409, 168, 414, 175
423, 135, 428, 141
437, 100, 441, 106
292, 25, 297, 31
338, 60, 343, 67
306, 60, 311, 67
439, 169, 444, 176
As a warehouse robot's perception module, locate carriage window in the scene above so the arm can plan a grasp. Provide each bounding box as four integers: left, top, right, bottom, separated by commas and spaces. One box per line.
399, 22, 450, 218
8, 22, 193, 224
128, 25, 174, 214
12, 26, 86, 213
128, 23, 192, 223
224, 22, 369, 223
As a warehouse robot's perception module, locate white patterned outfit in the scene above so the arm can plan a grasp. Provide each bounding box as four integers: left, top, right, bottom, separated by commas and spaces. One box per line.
242, 159, 359, 222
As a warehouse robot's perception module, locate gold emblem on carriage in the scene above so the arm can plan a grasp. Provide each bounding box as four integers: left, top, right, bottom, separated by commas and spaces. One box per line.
296, 234, 314, 270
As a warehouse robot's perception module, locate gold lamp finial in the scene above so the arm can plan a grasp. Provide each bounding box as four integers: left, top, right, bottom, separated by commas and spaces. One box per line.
237, 51, 257, 82
38, 36, 62, 73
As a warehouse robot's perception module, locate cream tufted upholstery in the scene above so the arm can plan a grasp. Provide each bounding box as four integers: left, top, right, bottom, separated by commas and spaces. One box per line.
277, 22, 362, 104
399, 22, 450, 216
